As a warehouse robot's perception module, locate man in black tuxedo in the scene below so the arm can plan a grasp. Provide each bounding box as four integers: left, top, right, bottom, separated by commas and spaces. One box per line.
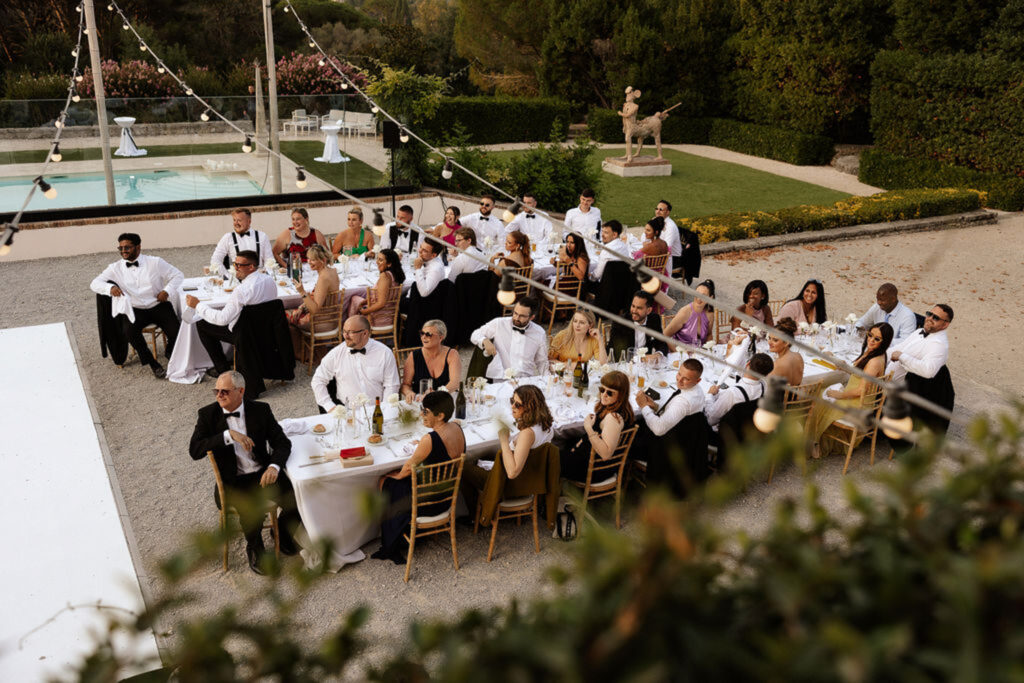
189, 370, 300, 574
610, 290, 669, 360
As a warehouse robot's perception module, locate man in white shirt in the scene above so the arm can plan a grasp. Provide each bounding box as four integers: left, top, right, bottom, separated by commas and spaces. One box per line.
91, 232, 184, 378
311, 315, 401, 411
470, 295, 549, 380
635, 358, 706, 436
460, 194, 502, 245
411, 237, 446, 298
380, 204, 420, 255
211, 208, 274, 276
591, 219, 631, 281
185, 250, 277, 376
506, 193, 553, 245
856, 283, 918, 341
655, 199, 682, 276
564, 188, 602, 241
705, 353, 773, 430
887, 303, 955, 437
447, 227, 487, 282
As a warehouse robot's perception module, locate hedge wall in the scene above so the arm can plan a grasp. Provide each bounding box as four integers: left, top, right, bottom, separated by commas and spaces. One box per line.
859, 149, 1024, 211
422, 96, 570, 145
870, 50, 1024, 177
587, 109, 833, 165
676, 188, 983, 243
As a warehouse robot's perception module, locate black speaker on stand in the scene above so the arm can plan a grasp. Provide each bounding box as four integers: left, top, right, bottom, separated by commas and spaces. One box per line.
382, 120, 400, 219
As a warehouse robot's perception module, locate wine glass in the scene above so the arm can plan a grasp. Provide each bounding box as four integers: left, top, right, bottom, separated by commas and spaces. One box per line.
419, 379, 433, 398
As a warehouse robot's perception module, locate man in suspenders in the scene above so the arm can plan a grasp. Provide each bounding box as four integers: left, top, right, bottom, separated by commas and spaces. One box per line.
210, 208, 273, 277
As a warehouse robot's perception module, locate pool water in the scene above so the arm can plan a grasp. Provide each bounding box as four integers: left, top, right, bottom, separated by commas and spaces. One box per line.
0, 168, 265, 212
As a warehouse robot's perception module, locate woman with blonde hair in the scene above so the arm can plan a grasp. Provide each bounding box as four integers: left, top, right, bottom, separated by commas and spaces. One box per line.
287, 243, 340, 355
549, 309, 608, 365
331, 207, 374, 256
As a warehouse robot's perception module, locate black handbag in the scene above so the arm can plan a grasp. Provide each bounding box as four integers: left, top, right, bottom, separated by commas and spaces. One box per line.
556, 503, 577, 541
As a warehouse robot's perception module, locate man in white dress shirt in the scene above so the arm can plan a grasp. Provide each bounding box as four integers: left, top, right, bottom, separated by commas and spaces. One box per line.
311, 315, 401, 411
705, 353, 773, 430
447, 227, 487, 282
411, 237, 446, 298
185, 250, 277, 376
91, 232, 184, 378
887, 303, 955, 437
210, 208, 274, 276
380, 204, 420, 255
460, 194, 502, 245
856, 283, 917, 341
591, 219, 631, 281
470, 295, 548, 380
635, 358, 706, 436
564, 188, 602, 241
655, 200, 682, 276
506, 193, 553, 245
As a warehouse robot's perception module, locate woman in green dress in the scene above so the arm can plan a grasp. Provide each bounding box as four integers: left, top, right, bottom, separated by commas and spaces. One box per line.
807, 322, 893, 459
331, 206, 375, 257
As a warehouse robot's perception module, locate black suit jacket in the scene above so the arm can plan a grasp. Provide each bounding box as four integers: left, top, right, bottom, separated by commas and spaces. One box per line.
189, 399, 291, 486
610, 313, 669, 359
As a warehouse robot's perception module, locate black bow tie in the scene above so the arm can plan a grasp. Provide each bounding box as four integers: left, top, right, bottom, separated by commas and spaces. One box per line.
125, 261, 139, 268
525, 214, 535, 219
224, 411, 240, 418
479, 216, 489, 221
238, 231, 250, 238
921, 331, 929, 338
512, 325, 527, 335
350, 347, 367, 355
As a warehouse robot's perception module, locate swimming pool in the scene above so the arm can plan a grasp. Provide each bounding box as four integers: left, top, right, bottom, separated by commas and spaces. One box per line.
0, 168, 265, 212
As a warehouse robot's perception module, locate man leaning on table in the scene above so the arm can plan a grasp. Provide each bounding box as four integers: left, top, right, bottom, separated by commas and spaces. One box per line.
470, 294, 548, 380
185, 250, 277, 378
610, 290, 669, 360
311, 314, 400, 412
210, 208, 274, 277
887, 303, 955, 436
189, 370, 300, 575
90, 232, 184, 378
856, 283, 917, 341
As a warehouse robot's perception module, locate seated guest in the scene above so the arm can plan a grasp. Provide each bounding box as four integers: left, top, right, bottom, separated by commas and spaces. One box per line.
633, 216, 669, 259
411, 237, 446, 298
730, 279, 774, 330
506, 193, 553, 245
549, 309, 608, 365
553, 231, 590, 281
380, 205, 420, 255
591, 220, 630, 281
705, 353, 774, 431
447, 227, 487, 282
311, 314, 400, 411
610, 291, 669, 360
431, 206, 461, 247
460, 195, 501, 244
348, 248, 405, 323
373, 390, 465, 564
856, 282, 917, 341
777, 279, 827, 325
807, 322, 893, 458
211, 207, 273, 277
272, 207, 328, 267
470, 295, 548, 380
401, 320, 462, 401
285, 244, 339, 357
767, 317, 804, 386
635, 359, 706, 436
664, 279, 715, 347
560, 370, 633, 481
186, 250, 276, 377
188, 371, 300, 574
461, 384, 554, 515
490, 230, 532, 270
564, 188, 602, 242
887, 304, 955, 435
331, 207, 374, 257
90, 232, 183, 378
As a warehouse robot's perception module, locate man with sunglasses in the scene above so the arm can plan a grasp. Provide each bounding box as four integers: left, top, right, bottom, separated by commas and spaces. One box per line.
311, 314, 400, 412
189, 370, 300, 574
887, 304, 955, 434
185, 250, 277, 377
91, 232, 184, 378
461, 194, 502, 244
470, 294, 548, 380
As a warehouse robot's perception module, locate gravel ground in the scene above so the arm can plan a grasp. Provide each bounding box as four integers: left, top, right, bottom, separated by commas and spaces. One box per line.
0, 214, 1019, 673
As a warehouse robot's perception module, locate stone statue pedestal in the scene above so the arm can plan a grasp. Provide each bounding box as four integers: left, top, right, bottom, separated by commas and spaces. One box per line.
602, 156, 671, 177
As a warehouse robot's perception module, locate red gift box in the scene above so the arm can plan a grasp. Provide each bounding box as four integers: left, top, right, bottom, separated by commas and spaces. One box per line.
338, 447, 367, 460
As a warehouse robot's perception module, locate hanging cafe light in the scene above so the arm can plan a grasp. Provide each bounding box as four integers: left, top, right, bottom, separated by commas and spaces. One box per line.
295, 166, 307, 189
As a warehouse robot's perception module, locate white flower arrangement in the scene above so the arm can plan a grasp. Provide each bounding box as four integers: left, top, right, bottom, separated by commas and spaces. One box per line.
483, 236, 494, 250
797, 321, 810, 334
332, 405, 348, 420
385, 393, 401, 407
810, 322, 820, 335
748, 325, 762, 338
473, 376, 488, 390
636, 346, 648, 357
353, 393, 369, 407
822, 320, 837, 331
264, 257, 277, 273
845, 313, 858, 324
703, 340, 716, 350
503, 367, 516, 379
227, 265, 237, 279
552, 362, 566, 374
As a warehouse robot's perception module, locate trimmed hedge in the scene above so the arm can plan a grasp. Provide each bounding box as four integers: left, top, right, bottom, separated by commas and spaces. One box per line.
422, 97, 571, 145
859, 149, 1024, 211
870, 50, 1024, 177
586, 109, 832, 165
676, 188, 983, 244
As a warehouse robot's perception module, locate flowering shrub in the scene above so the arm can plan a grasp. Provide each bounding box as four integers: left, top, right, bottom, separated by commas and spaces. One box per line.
273, 52, 366, 96
77, 60, 180, 98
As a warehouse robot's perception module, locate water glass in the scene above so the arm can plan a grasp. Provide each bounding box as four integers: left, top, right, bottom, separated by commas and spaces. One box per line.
623, 347, 636, 365
419, 379, 433, 396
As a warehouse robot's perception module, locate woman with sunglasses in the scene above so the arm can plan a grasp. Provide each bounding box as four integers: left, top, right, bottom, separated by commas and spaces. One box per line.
560, 371, 634, 481
401, 319, 462, 402
806, 322, 893, 459
777, 279, 827, 326
373, 390, 466, 564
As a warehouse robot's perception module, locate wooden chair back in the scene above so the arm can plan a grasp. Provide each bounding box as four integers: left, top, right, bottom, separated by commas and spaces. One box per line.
768, 300, 785, 318
405, 455, 464, 581
502, 263, 534, 315
207, 451, 279, 571
571, 426, 638, 529
301, 289, 344, 372
543, 264, 583, 332
642, 253, 669, 273
783, 381, 823, 423
715, 308, 732, 343
394, 346, 420, 381
369, 283, 404, 347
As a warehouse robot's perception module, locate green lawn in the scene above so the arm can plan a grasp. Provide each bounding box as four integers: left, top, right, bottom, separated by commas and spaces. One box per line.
485, 147, 851, 224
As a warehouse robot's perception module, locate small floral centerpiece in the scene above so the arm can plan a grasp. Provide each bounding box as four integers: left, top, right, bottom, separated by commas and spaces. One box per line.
504, 367, 518, 386
798, 321, 810, 335
552, 361, 566, 376
331, 404, 348, 444
387, 392, 418, 427
351, 392, 370, 427
264, 257, 278, 274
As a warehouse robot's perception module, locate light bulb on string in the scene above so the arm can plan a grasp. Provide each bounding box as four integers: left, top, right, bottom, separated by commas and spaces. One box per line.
502, 199, 521, 223
51, 143, 63, 162
71, 48, 78, 58
497, 270, 517, 307
107, 3, 114, 10
184, 86, 193, 96
83, 28, 89, 35
441, 157, 453, 180
122, 22, 129, 30
879, 382, 914, 440
309, 40, 315, 48
76, 4, 82, 12
370, 104, 379, 114
753, 377, 786, 433
72, 89, 81, 103
157, 66, 165, 74
283, 5, 290, 11
75, 74, 84, 82
295, 167, 307, 189
140, 43, 147, 52
341, 81, 349, 90
54, 118, 64, 129
318, 58, 325, 66
242, 136, 253, 153
399, 127, 409, 143
372, 209, 386, 237
35, 176, 57, 200
200, 108, 210, 122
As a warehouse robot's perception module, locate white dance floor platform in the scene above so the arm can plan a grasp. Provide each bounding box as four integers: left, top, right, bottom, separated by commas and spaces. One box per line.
0, 324, 160, 681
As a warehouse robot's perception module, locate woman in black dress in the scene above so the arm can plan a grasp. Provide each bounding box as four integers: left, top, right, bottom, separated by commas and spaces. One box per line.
373, 391, 466, 564
400, 319, 462, 401
559, 370, 634, 481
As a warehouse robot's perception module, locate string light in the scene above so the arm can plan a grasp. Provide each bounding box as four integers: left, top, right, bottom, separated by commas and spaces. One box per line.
139, 43, 147, 52
107, 3, 114, 9
372, 209, 386, 237
753, 377, 786, 433
441, 157, 453, 180
35, 176, 57, 200
502, 198, 522, 223
200, 108, 210, 122
71, 89, 81, 103
399, 127, 409, 144
318, 58, 325, 66
184, 86, 193, 96
880, 382, 914, 439
497, 270, 517, 306
75, 73, 83, 82
370, 104, 379, 114
71, 48, 78, 58
341, 81, 348, 90
122, 22, 130, 30
309, 41, 315, 48
242, 136, 253, 153
76, 4, 82, 12
295, 166, 307, 189
51, 143, 63, 163
0, 226, 16, 257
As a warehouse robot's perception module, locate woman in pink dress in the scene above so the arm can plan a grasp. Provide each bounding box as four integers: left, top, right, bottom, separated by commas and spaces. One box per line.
777, 279, 827, 326
431, 206, 461, 247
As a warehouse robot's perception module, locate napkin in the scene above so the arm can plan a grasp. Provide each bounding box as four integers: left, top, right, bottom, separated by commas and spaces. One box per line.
110, 294, 135, 323
477, 459, 495, 471
278, 418, 309, 436
552, 404, 579, 422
